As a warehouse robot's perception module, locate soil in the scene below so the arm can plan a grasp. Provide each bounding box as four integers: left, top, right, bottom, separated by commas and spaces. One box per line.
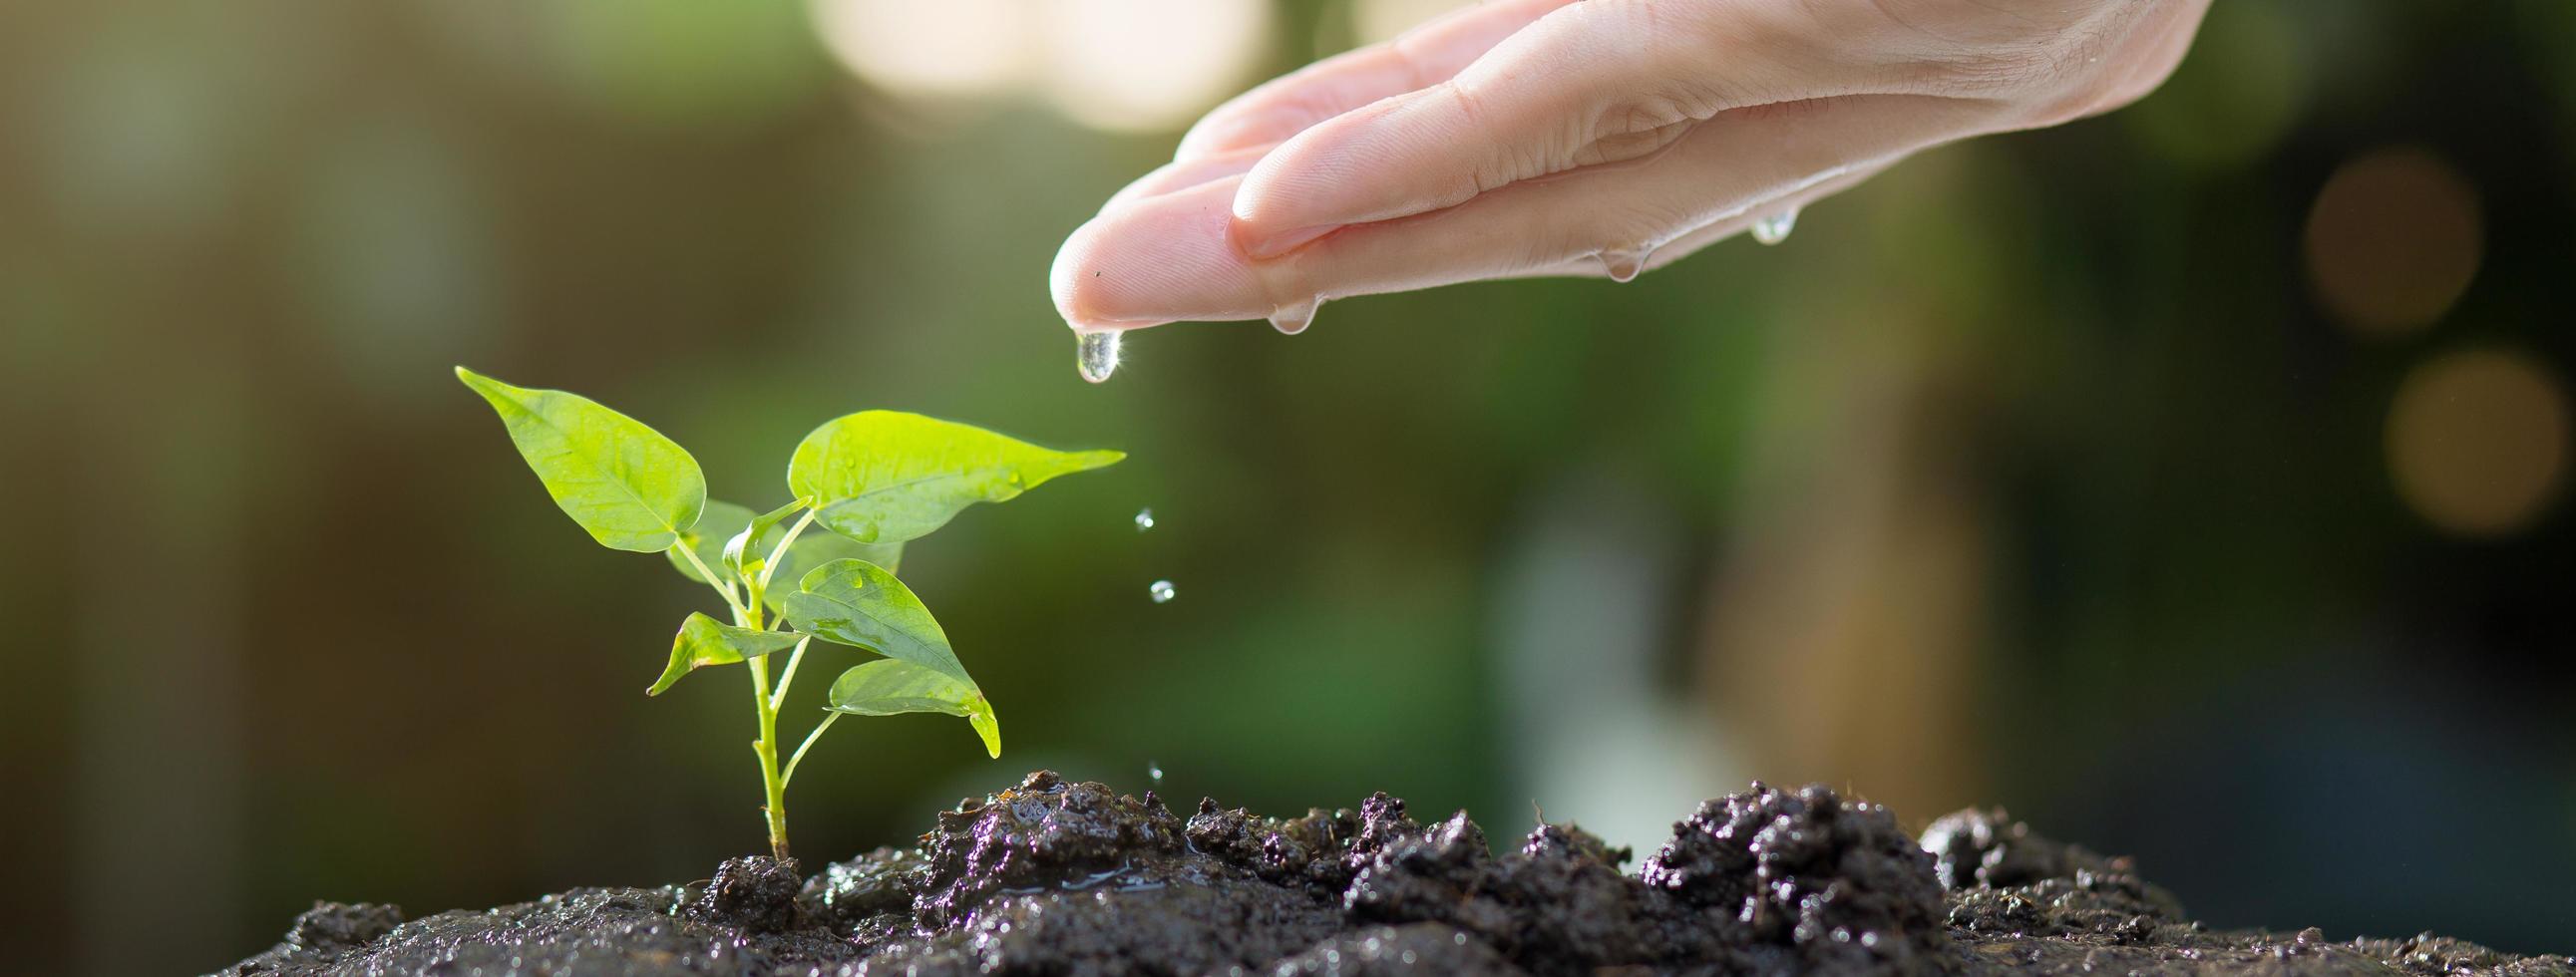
217, 771, 2574, 977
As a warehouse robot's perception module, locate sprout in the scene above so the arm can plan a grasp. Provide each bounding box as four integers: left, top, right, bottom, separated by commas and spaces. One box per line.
456, 367, 1121, 860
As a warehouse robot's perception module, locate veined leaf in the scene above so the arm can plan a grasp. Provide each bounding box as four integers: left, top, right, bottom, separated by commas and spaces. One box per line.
667, 499, 755, 584
457, 367, 706, 553
785, 411, 1122, 544
827, 659, 999, 758
756, 531, 906, 616
649, 612, 803, 695
773, 558, 970, 686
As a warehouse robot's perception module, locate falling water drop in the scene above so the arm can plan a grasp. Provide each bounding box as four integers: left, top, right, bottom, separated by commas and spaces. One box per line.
1133, 507, 1155, 531
1148, 762, 1165, 785
1598, 248, 1646, 283
1751, 208, 1798, 246
1148, 579, 1176, 603
1269, 299, 1318, 335
1075, 330, 1123, 383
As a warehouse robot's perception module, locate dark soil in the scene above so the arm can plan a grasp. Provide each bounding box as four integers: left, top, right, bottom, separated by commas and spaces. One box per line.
217, 771, 2574, 977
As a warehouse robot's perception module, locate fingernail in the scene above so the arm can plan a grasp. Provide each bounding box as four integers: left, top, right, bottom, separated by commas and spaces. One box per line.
1236, 223, 1337, 260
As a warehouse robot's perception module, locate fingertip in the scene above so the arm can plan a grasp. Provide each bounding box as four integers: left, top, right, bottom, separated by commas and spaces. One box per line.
1053, 179, 1271, 327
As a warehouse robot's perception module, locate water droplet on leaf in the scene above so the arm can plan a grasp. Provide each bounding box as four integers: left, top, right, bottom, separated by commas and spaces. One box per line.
1148, 579, 1176, 603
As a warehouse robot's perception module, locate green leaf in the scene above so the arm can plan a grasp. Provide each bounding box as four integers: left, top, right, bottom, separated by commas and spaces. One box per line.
785, 411, 1123, 544
704, 502, 904, 611
456, 367, 707, 553
667, 499, 756, 584
780, 531, 904, 582
649, 612, 804, 695
773, 558, 970, 686
827, 658, 999, 758
724, 499, 807, 581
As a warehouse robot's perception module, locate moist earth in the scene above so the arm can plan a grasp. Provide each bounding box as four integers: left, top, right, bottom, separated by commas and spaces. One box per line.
217, 771, 2575, 977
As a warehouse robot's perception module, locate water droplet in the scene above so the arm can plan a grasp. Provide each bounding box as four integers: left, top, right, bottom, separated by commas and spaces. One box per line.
1751, 207, 1798, 245
1148, 579, 1176, 603
1133, 507, 1155, 531
1269, 298, 1318, 335
1598, 247, 1647, 282
1148, 762, 1164, 784
1075, 330, 1122, 383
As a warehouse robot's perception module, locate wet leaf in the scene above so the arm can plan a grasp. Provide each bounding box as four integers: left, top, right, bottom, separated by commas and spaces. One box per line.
667, 499, 755, 584
826, 658, 999, 758
649, 612, 803, 695
755, 531, 906, 616
785, 411, 1122, 544
706, 501, 906, 611
773, 558, 970, 686
457, 367, 706, 552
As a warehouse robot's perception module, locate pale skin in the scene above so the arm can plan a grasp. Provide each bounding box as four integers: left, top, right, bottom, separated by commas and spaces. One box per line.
1051, 0, 2213, 335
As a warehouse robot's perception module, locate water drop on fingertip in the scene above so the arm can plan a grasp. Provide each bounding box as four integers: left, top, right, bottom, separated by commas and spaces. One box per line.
1751, 208, 1798, 246
1075, 330, 1123, 383
1599, 249, 1646, 283
1269, 299, 1318, 335
1148, 579, 1176, 603
1134, 507, 1155, 531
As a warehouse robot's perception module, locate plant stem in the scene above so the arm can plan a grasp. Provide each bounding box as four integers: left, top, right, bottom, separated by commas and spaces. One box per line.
746, 652, 790, 862
683, 540, 789, 862
782, 711, 840, 788
757, 507, 819, 592
669, 543, 753, 621
771, 636, 812, 711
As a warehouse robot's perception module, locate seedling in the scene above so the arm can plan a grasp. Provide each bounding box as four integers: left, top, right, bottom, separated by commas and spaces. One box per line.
455, 367, 1121, 861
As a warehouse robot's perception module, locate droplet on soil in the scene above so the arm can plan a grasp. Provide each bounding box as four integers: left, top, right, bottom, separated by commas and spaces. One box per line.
1270, 299, 1318, 335
1751, 208, 1798, 245
1076, 330, 1123, 383
1148, 579, 1176, 603
1134, 507, 1155, 531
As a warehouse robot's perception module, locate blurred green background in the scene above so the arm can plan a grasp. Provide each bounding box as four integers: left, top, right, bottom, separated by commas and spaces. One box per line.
3, 1, 2573, 974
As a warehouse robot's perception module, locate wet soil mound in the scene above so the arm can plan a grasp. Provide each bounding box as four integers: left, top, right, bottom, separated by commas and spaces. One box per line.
218, 772, 2575, 977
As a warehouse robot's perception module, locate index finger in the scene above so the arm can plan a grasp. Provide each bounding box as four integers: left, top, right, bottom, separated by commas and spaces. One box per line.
1173, 0, 1577, 162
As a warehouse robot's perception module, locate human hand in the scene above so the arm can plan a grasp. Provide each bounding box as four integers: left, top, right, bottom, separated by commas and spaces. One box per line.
1052, 0, 2209, 349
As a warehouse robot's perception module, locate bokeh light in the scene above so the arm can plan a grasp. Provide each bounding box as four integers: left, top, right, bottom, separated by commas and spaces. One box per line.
1353, 0, 1467, 45
808, 0, 1031, 100
808, 0, 1268, 133
2386, 349, 2570, 536
2305, 147, 2484, 338
1036, 0, 1271, 132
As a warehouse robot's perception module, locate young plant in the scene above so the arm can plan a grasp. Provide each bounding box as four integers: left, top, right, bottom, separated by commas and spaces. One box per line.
455, 367, 1121, 861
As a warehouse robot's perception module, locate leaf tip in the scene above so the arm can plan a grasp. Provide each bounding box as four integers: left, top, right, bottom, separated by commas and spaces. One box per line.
970, 699, 1001, 758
